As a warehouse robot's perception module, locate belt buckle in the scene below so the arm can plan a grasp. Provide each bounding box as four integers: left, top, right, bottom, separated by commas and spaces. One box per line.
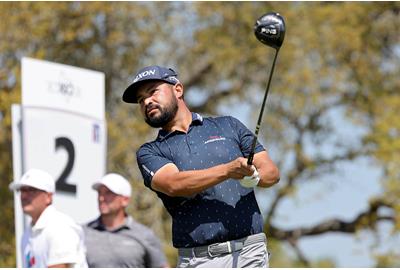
207, 243, 221, 258
207, 241, 232, 257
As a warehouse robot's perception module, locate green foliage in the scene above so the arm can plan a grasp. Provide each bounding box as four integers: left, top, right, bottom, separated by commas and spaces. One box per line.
374, 251, 400, 267
1, 1, 399, 267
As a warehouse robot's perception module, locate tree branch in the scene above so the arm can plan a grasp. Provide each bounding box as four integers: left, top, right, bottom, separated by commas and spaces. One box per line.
183, 61, 213, 89
287, 238, 310, 267
268, 199, 394, 240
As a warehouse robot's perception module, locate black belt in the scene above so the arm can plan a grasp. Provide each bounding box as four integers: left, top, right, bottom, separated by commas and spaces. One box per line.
178, 233, 266, 258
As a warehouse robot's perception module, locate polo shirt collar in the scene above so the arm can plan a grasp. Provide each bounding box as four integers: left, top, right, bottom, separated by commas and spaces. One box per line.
89, 217, 103, 229
157, 112, 203, 141
92, 215, 131, 232
32, 205, 56, 231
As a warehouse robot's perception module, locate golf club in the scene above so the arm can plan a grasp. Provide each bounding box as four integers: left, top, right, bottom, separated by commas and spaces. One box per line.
247, 12, 285, 165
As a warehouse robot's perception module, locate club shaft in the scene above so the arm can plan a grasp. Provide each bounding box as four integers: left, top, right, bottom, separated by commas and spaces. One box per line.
247, 48, 279, 165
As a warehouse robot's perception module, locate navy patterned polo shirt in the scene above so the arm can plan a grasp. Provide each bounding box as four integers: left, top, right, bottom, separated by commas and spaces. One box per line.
136, 112, 265, 248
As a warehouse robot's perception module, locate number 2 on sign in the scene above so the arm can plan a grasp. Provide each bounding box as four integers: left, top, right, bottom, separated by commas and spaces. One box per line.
55, 137, 76, 194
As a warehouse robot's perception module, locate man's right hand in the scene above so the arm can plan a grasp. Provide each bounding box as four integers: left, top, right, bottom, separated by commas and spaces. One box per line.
225, 157, 256, 179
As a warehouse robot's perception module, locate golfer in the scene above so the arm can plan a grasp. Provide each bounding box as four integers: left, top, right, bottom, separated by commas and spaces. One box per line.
123, 65, 280, 268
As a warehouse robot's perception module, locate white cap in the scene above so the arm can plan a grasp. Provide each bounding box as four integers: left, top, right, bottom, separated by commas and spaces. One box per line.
9, 168, 55, 193
92, 173, 131, 197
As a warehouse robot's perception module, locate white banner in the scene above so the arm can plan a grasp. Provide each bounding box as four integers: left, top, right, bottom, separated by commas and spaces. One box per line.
21, 107, 105, 222
21, 57, 105, 120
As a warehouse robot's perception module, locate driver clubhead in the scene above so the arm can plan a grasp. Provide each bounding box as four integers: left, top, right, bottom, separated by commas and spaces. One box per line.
254, 12, 285, 49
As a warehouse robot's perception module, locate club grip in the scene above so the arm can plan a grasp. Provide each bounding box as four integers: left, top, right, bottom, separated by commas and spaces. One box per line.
247, 153, 254, 165
247, 132, 258, 165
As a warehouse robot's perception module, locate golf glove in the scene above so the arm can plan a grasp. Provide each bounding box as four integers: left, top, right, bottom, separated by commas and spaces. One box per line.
239, 166, 260, 188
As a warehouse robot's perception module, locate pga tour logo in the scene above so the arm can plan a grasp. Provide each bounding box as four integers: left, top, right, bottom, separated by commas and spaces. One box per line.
133, 69, 156, 83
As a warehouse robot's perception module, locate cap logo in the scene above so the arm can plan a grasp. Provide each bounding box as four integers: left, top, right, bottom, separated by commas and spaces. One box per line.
168, 76, 179, 83
133, 69, 156, 83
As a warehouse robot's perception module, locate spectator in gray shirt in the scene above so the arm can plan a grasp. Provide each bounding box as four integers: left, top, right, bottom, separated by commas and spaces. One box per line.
84, 173, 169, 268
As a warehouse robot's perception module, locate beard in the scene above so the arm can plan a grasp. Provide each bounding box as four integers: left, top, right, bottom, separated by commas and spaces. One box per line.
145, 97, 178, 128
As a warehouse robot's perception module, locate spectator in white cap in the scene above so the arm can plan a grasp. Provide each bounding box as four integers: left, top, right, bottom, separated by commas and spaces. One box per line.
9, 168, 88, 268
83, 173, 169, 268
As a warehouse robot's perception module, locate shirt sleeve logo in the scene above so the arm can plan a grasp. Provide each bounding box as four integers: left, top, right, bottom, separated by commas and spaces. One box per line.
142, 164, 155, 176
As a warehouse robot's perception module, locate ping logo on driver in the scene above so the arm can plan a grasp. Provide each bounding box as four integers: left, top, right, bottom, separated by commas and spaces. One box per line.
133, 69, 156, 83
261, 27, 277, 35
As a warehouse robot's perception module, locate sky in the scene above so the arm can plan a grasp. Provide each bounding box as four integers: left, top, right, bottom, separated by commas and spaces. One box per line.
274, 158, 383, 267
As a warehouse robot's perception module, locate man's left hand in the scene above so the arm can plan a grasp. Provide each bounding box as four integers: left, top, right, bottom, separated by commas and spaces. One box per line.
239, 166, 260, 188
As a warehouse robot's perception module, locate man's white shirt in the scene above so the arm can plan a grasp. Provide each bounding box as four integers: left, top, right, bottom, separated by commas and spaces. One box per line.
21, 205, 88, 268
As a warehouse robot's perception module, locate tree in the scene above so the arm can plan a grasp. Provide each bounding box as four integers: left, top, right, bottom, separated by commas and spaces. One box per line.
0, 2, 399, 267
